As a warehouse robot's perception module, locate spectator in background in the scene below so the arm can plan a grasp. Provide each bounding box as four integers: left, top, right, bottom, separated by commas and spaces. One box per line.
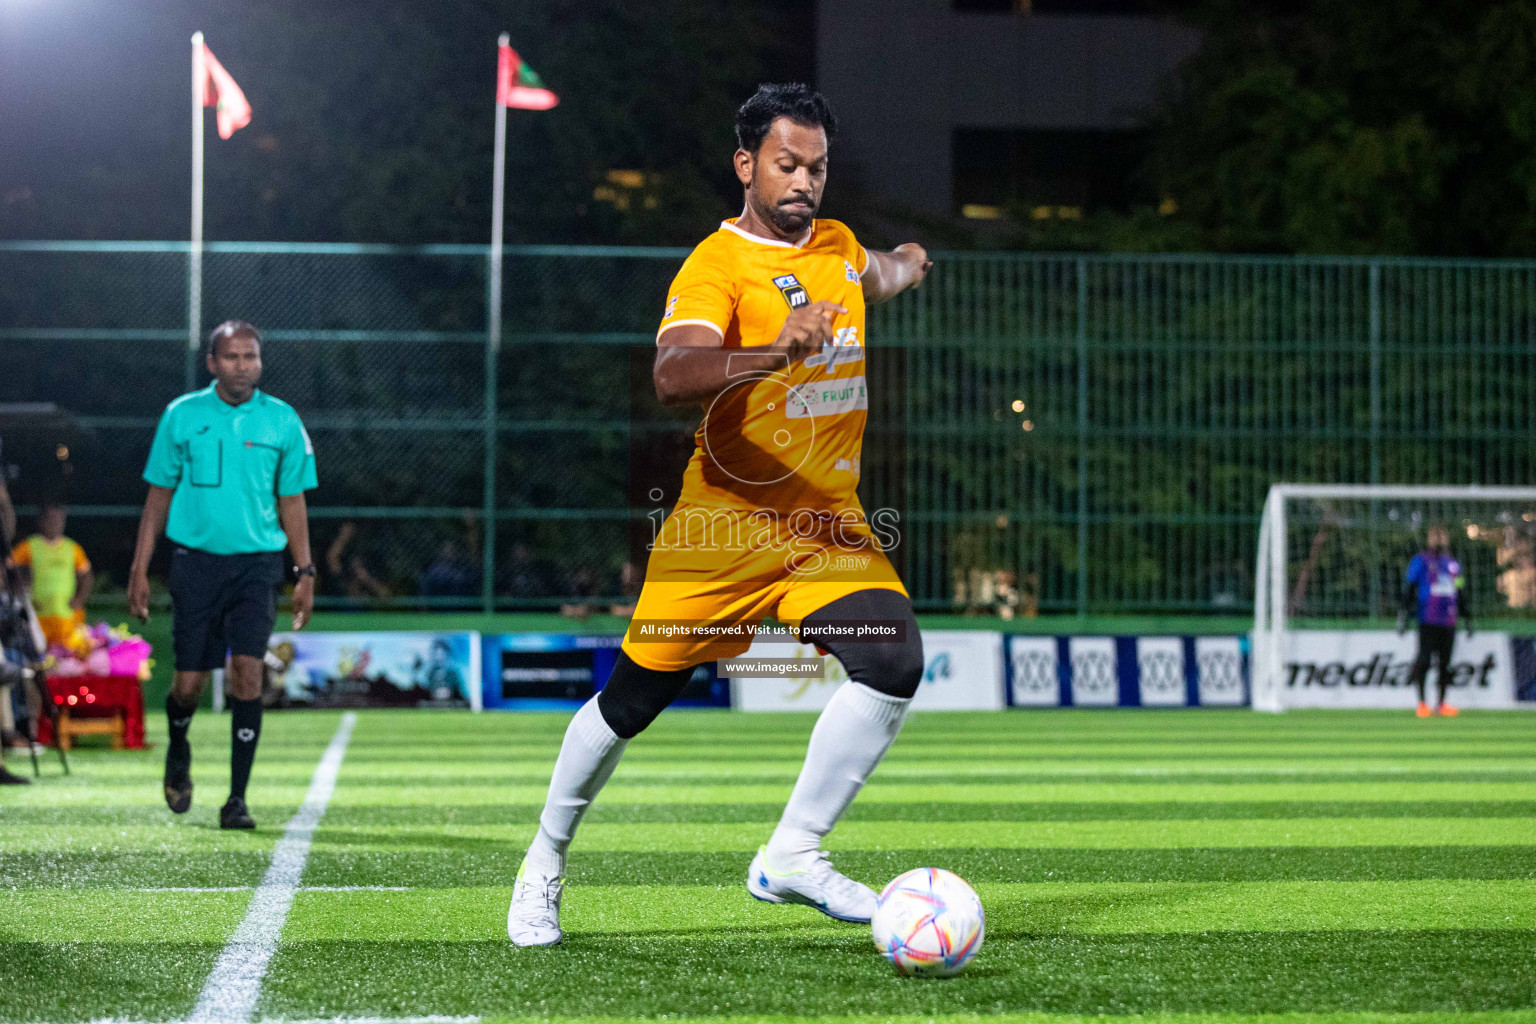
418, 538, 479, 598
501, 541, 553, 599
1497, 536, 1536, 609
11, 503, 92, 647
1019, 571, 1040, 619
609, 560, 643, 618
559, 564, 604, 620
326, 520, 392, 601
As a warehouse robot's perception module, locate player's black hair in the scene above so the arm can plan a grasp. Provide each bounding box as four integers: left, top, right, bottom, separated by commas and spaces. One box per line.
206, 319, 262, 359
734, 83, 837, 156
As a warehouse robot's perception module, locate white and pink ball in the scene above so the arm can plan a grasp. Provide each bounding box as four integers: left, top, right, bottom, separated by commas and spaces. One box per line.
871, 867, 985, 977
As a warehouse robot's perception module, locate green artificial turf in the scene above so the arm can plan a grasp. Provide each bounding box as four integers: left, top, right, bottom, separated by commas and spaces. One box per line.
1, 708, 1534, 1024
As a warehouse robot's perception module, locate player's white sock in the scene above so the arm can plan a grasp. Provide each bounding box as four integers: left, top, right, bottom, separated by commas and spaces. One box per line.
765, 681, 911, 872
523, 696, 627, 879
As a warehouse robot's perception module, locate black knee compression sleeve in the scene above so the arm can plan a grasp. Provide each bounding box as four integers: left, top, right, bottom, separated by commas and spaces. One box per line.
595, 651, 695, 739
800, 588, 924, 700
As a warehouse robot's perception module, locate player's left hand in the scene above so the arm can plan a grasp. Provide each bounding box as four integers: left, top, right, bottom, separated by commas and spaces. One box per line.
292, 575, 315, 630
894, 242, 933, 289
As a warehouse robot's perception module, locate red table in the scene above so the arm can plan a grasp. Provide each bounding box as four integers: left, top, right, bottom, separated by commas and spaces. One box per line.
38, 675, 148, 750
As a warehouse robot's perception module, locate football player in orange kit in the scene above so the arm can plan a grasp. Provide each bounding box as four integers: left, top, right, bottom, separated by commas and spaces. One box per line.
509, 83, 932, 946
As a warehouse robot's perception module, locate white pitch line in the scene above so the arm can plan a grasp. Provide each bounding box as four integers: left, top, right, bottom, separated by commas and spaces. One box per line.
132, 886, 410, 894
61, 1017, 478, 1024
263, 1018, 479, 1023
187, 712, 357, 1024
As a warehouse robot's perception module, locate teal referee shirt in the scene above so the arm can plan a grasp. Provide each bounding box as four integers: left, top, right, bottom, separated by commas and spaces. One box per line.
143, 386, 318, 555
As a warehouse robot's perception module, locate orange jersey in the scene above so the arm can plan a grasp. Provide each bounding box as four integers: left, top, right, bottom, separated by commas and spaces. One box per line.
657, 217, 871, 519
628, 218, 904, 670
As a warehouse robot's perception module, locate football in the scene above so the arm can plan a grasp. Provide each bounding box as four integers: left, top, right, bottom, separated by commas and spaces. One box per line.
870, 867, 985, 977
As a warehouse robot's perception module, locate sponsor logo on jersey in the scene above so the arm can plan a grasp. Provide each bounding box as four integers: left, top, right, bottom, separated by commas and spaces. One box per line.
784, 374, 869, 419
804, 325, 863, 367
845, 260, 861, 283
772, 273, 809, 309
662, 295, 678, 320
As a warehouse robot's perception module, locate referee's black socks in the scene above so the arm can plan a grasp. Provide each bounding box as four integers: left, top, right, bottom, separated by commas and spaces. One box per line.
165, 693, 196, 762
228, 697, 263, 801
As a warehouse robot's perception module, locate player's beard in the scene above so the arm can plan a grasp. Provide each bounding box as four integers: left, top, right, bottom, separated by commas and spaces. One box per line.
768, 194, 817, 235
750, 172, 818, 236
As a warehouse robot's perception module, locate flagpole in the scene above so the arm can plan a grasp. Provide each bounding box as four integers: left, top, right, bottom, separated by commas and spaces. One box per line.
188, 31, 205, 391
482, 32, 509, 613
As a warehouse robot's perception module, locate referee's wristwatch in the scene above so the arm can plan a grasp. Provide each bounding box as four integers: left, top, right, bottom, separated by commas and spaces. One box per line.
293, 564, 318, 580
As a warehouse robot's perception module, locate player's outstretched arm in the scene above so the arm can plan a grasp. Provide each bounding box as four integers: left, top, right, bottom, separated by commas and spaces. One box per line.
653, 301, 844, 406
862, 243, 932, 304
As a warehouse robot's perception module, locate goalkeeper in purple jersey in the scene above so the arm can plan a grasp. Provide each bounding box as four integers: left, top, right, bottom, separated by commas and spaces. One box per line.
1399, 524, 1472, 717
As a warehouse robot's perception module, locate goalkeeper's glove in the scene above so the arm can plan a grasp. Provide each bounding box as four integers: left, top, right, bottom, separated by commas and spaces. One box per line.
1396, 610, 1409, 636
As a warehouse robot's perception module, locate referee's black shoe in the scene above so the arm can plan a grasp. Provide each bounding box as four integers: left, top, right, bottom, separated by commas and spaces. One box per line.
163, 749, 193, 814
220, 795, 256, 830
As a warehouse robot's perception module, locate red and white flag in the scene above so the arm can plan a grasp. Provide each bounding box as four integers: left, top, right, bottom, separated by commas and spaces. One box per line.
199, 42, 251, 139
497, 41, 559, 111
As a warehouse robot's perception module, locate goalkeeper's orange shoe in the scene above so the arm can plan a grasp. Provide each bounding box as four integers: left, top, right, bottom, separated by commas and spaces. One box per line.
1416, 702, 1432, 717
1437, 704, 1460, 717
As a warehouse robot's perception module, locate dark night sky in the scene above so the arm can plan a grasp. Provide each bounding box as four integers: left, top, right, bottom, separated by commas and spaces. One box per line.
0, 0, 816, 244
3, 1, 287, 238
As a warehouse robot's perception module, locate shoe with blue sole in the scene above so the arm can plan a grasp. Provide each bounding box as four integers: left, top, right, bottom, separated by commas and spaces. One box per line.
746, 846, 877, 923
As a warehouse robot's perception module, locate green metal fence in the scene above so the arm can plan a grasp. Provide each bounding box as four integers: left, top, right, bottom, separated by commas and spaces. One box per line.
3, 241, 1534, 613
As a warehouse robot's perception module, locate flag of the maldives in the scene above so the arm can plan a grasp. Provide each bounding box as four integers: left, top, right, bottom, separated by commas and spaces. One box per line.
200, 43, 251, 139
497, 42, 558, 110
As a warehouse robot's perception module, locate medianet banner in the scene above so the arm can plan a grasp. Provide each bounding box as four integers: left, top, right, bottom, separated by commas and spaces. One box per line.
1281, 629, 1518, 709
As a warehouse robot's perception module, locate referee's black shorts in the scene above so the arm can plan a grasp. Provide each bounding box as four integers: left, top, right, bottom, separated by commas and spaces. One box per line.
168, 546, 285, 673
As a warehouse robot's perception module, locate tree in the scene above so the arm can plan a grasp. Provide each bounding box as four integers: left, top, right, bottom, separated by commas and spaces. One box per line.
1151, 0, 1536, 255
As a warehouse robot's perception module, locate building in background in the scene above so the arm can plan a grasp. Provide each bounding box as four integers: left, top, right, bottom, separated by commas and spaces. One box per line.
816, 0, 1200, 223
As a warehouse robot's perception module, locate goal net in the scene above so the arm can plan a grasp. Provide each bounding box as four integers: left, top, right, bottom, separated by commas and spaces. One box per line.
1252, 484, 1536, 712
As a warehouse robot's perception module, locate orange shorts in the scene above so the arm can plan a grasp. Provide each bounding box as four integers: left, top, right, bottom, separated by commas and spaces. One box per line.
621, 575, 907, 671
622, 504, 907, 671
37, 609, 86, 648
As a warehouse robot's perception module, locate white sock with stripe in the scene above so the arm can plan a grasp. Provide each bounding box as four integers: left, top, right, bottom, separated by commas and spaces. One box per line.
764, 681, 911, 873
523, 696, 627, 880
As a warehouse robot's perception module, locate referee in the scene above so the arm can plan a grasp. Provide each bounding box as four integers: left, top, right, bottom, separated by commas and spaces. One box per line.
127, 320, 317, 829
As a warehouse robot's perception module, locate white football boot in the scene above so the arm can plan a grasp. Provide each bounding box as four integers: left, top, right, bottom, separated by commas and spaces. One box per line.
746, 846, 877, 923
507, 856, 564, 947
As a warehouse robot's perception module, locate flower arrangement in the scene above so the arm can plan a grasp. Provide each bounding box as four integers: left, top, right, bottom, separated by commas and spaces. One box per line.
46, 622, 153, 681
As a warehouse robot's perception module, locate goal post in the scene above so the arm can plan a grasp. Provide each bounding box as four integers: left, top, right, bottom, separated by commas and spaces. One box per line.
1252, 484, 1536, 712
